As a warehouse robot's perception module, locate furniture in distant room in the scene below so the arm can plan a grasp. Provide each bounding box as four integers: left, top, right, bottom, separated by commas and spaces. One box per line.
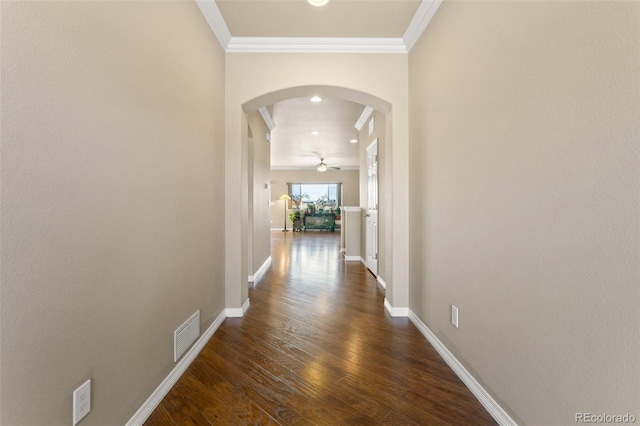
303, 213, 336, 232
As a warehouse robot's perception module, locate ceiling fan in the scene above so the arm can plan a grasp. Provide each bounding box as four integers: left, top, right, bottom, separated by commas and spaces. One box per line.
317, 158, 341, 172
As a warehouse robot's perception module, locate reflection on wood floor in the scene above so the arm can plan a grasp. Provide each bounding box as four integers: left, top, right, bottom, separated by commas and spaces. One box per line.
145, 231, 496, 425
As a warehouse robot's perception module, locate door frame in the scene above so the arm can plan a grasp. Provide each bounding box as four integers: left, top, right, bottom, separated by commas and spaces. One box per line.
365, 139, 379, 275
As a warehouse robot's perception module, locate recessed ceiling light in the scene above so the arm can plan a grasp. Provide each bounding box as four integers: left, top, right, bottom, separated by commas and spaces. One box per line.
350, 139, 358, 144
312, 131, 320, 135
310, 96, 322, 103
307, 0, 329, 7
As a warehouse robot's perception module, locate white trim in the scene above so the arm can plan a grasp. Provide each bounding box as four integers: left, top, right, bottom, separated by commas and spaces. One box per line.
249, 256, 272, 283
225, 298, 250, 318
340, 248, 346, 253
403, 0, 443, 52
195, 0, 231, 50
341, 206, 361, 212
226, 37, 407, 54
384, 298, 409, 317
197, 0, 443, 54
355, 106, 375, 131
408, 310, 518, 426
344, 255, 361, 262
126, 310, 226, 426
270, 165, 359, 171
258, 107, 276, 131
376, 276, 387, 290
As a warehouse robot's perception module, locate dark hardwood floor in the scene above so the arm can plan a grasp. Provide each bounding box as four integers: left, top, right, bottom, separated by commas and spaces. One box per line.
145, 231, 496, 425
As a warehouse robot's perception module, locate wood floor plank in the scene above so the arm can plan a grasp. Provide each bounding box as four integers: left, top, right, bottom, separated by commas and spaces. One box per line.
145, 231, 497, 425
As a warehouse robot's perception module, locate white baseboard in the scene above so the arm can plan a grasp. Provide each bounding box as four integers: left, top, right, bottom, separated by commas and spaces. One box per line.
408, 310, 517, 426
248, 256, 272, 283
359, 257, 366, 266
225, 298, 250, 318
384, 298, 409, 317
126, 310, 226, 426
340, 248, 345, 253
344, 255, 361, 261
376, 276, 387, 290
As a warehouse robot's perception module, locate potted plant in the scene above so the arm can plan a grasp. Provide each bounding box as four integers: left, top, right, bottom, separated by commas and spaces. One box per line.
289, 210, 302, 231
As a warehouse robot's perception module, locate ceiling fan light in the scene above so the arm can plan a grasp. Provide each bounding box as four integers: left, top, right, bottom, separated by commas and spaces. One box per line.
317, 163, 327, 172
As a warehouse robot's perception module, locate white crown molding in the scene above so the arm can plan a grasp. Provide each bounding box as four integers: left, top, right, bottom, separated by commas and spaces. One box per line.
403, 0, 443, 52
195, 0, 231, 50
270, 166, 359, 171
126, 310, 226, 426
408, 310, 518, 426
257, 107, 276, 131
355, 106, 374, 131
226, 37, 407, 54
197, 1, 444, 54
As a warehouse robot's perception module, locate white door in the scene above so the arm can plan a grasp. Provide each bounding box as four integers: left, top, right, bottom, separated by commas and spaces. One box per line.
365, 139, 378, 275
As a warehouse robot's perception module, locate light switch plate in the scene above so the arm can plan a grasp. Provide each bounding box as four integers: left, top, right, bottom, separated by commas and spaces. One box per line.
451, 305, 459, 328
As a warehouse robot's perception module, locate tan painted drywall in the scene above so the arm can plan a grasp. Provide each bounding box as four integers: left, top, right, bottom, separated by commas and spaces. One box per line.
409, 1, 640, 424
226, 53, 410, 312
248, 112, 272, 276
1, 1, 225, 424
270, 169, 360, 229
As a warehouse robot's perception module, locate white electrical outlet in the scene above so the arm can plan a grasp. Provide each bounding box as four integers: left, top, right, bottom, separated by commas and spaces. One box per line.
73, 379, 91, 425
451, 305, 459, 328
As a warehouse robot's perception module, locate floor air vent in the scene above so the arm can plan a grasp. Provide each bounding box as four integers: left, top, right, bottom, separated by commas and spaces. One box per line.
174, 310, 200, 362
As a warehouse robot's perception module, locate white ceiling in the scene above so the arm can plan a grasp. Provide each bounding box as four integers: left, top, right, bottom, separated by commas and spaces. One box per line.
269, 97, 364, 170
208, 0, 439, 170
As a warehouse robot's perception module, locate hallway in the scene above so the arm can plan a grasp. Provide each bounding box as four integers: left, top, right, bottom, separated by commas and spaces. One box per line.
145, 231, 496, 425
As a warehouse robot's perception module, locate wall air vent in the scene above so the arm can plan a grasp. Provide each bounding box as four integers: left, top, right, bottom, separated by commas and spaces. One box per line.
174, 310, 200, 362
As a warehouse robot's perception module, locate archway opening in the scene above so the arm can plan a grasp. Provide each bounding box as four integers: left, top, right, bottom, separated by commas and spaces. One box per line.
244, 85, 391, 307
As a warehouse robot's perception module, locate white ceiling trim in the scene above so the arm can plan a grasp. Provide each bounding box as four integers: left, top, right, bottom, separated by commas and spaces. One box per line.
198, 1, 442, 54
226, 37, 407, 54
403, 0, 443, 52
196, 0, 231, 50
271, 166, 359, 171
355, 106, 375, 131
258, 107, 276, 131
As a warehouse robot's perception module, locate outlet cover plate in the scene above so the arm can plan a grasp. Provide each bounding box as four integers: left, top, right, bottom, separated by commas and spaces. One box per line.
451, 305, 459, 328
73, 379, 91, 425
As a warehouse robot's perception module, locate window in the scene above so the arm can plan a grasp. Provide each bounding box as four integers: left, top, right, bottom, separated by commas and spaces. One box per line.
288, 183, 341, 211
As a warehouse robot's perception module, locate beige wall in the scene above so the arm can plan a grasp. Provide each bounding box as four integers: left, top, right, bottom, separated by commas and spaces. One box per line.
0, 2, 226, 424
409, 1, 640, 424
226, 53, 410, 312
271, 169, 359, 229
248, 112, 272, 275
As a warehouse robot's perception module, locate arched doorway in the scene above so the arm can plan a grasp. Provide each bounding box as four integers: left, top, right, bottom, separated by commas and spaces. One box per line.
244, 87, 388, 292
224, 57, 411, 319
